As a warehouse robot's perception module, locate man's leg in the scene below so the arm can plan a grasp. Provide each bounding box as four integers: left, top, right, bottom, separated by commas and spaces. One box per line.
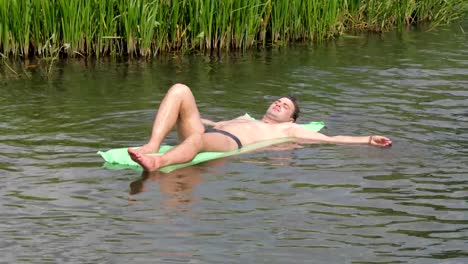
129, 133, 204, 171
129, 133, 237, 171
136, 83, 204, 154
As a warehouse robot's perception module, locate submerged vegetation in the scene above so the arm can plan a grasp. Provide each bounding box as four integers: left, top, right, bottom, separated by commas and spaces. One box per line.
0, 0, 467, 58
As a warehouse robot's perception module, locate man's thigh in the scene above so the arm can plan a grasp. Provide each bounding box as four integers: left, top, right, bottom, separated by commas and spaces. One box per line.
174, 84, 205, 141
176, 112, 204, 141
201, 133, 237, 152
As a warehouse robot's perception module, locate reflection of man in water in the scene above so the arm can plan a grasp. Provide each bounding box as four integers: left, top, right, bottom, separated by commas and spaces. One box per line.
128, 83, 392, 171
128, 153, 295, 208
129, 167, 203, 207
128, 158, 228, 207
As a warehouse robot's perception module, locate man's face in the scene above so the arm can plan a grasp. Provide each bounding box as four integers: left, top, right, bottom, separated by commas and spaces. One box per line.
265, 97, 295, 123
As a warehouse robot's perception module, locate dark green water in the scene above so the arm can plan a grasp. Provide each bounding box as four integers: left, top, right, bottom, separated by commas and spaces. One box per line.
1, 21, 467, 263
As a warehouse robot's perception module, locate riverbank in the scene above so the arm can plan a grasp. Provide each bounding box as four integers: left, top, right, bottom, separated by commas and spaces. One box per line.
0, 0, 467, 58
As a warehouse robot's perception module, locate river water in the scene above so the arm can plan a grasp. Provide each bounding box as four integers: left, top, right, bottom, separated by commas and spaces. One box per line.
1, 21, 467, 263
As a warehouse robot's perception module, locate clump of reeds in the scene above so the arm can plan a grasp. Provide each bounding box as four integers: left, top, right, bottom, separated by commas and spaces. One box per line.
0, 0, 466, 58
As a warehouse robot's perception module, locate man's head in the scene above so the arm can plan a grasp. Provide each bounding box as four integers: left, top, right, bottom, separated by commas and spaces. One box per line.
264, 96, 300, 123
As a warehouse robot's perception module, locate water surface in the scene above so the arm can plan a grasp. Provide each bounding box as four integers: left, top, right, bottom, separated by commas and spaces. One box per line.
1, 21, 467, 263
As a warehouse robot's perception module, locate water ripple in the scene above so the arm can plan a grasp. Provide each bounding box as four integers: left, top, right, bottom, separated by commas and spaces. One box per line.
1, 22, 468, 263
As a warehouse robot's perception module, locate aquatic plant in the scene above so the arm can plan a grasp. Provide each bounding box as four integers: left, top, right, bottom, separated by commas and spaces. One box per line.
0, 0, 466, 58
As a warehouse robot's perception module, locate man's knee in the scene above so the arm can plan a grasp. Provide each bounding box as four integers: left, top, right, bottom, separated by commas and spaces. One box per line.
168, 83, 192, 97
186, 133, 204, 149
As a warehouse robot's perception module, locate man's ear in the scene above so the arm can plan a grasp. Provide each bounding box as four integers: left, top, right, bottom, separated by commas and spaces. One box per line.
289, 118, 294, 123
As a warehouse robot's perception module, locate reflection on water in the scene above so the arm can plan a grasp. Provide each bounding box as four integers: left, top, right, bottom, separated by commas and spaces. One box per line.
1, 21, 467, 263
128, 161, 215, 210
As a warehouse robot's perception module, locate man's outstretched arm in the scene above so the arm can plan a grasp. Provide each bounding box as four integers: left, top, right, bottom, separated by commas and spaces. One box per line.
289, 125, 392, 147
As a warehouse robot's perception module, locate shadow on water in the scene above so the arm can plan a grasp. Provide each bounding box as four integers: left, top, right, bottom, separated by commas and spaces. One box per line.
0, 21, 467, 263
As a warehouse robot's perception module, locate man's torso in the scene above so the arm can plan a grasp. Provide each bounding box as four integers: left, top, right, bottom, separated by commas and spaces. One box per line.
213, 118, 294, 146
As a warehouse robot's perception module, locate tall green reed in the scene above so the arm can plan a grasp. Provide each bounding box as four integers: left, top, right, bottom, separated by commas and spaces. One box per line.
95, 0, 119, 57
0, 0, 32, 57
0, 0, 466, 58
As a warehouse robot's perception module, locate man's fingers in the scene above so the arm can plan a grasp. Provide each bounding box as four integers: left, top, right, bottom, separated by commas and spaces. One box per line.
372, 136, 392, 147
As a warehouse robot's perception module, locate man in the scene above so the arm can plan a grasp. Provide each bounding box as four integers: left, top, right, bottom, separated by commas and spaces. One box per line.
128, 83, 392, 171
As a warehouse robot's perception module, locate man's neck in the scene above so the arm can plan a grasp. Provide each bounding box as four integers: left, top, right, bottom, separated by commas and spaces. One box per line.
261, 115, 280, 124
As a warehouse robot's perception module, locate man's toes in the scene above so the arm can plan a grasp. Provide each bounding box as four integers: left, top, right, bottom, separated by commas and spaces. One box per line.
133, 152, 142, 160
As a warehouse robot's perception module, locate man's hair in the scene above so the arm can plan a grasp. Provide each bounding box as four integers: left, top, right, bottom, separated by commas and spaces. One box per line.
284, 95, 300, 122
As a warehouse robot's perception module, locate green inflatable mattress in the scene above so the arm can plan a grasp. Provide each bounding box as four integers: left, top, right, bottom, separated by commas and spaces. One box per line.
98, 121, 325, 173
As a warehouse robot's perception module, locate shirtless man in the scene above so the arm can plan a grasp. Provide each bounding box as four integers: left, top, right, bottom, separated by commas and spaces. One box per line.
128, 83, 392, 171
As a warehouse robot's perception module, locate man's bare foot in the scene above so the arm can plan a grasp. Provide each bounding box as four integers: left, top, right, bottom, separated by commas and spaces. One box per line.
132, 143, 159, 154
128, 148, 163, 171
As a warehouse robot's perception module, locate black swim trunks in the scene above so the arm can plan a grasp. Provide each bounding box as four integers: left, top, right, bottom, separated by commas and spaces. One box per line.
205, 128, 243, 149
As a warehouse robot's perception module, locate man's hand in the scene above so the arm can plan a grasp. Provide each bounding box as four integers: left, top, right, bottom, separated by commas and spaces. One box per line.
369, 135, 392, 147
